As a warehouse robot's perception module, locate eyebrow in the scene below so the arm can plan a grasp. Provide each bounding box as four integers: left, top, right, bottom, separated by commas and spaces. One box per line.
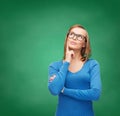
70, 31, 85, 37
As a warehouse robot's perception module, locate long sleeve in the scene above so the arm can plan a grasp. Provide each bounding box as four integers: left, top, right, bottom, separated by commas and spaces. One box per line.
62, 60, 102, 101
48, 61, 70, 95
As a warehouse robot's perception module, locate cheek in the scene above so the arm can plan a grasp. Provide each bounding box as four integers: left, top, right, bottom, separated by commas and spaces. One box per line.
67, 39, 71, 45
79, 42, 85, 47
77, 42, 84, 48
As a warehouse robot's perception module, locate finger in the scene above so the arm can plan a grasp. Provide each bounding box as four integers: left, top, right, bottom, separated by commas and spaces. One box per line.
70, 50, 74, 57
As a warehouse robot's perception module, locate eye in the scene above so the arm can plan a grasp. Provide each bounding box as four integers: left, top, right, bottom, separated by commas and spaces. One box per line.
69, 32, 74, 37
77, 35, 83, 40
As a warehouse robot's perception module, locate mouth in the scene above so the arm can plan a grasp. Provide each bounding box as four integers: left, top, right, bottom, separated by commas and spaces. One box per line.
70, 41, 77, 45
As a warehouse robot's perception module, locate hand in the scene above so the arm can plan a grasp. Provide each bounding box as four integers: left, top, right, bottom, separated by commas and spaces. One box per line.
65, 43, 74, 62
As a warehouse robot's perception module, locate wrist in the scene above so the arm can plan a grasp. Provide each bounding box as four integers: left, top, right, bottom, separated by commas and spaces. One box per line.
64, 58, 71, 63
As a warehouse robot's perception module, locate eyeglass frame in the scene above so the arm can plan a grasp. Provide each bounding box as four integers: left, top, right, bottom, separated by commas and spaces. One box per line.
68, 32, 86, 41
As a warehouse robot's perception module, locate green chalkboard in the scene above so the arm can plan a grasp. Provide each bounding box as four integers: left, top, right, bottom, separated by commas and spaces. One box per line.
0, 0, 120, 116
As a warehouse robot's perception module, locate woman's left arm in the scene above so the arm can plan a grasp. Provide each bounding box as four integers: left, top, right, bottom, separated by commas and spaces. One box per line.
62, 61, 102, 101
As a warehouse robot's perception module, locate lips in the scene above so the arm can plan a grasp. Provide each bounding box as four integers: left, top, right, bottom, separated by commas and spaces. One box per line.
70, 41, 77, 45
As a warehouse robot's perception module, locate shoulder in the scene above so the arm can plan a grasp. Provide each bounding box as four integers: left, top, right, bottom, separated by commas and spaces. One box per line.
87, 58, 100, 69
88, 58, 100, 65
49, 60, 63, 69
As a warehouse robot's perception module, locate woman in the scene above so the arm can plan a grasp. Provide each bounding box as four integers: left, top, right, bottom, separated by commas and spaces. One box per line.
48, 24, 102, 116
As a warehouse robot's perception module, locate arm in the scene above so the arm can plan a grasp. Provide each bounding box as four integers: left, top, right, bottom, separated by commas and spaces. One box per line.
62, 60, 102, 101
48, 61, 70, 96
48, 43, 74, 96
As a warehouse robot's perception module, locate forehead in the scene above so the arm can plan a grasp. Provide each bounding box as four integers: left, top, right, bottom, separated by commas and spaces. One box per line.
70, 27, 87, 35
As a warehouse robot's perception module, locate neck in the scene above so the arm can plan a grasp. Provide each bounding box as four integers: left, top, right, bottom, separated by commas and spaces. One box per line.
71, 49, 82, 61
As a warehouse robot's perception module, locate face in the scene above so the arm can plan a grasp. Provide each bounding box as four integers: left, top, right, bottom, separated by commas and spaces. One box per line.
67, 27, 87, 50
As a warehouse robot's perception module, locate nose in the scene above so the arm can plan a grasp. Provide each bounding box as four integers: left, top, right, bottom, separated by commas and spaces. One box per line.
73, 35, 77, 40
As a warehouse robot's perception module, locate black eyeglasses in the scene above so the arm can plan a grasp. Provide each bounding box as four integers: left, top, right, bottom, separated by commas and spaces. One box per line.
68, 32, 86, 41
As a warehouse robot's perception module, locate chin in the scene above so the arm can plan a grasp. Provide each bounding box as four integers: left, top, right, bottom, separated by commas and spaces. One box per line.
69, 46, 78, 50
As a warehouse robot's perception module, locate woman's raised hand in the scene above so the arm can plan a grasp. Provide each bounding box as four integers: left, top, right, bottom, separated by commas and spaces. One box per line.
65, 44, 74, 62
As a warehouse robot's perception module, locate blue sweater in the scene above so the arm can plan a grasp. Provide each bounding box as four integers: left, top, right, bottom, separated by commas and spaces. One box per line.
48, 59, 101, 116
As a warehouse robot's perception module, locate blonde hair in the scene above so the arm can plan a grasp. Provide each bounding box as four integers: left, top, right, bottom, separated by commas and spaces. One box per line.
63, 24, 91, 61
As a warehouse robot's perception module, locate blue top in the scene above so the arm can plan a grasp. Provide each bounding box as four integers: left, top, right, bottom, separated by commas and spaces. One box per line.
48, 59, 102, 116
